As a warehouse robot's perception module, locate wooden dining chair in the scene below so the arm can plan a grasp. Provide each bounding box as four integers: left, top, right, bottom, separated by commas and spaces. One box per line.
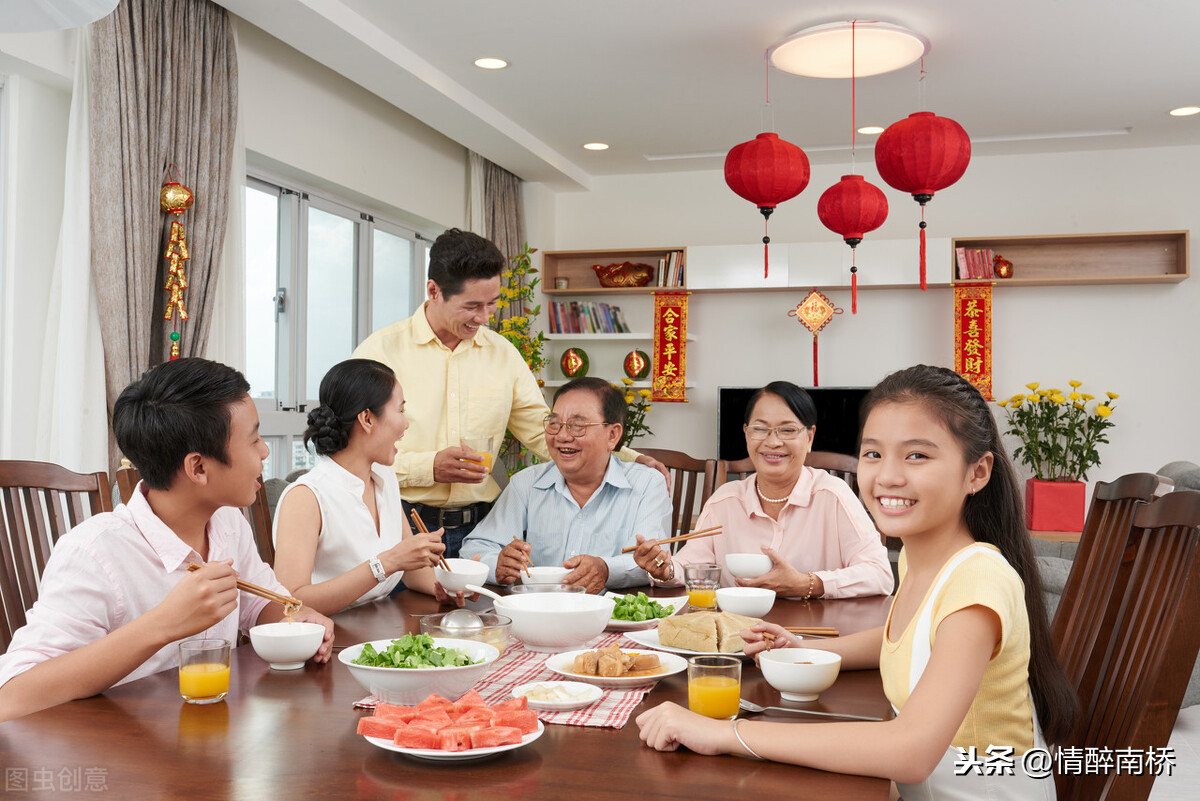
113, 463, 275, 566
1057, 489, 1200, 801
636, 448, 718, 546
1051, 472, 1161, 690
0, 460, 113, 651
717, 451, 859, 493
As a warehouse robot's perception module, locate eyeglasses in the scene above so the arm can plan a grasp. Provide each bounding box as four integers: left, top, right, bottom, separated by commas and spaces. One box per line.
745, 424, 808, 441
543, 415, 614, 437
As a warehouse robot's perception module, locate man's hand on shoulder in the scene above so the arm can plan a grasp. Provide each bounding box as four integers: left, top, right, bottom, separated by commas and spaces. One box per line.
634, 453, 672, 487
433, 445, 490, 484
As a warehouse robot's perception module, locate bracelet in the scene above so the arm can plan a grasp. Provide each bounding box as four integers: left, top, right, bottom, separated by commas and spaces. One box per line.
732, 719, 763, 760
803, 572, 817, 600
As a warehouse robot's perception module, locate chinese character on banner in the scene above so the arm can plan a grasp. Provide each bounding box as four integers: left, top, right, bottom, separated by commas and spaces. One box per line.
953, 283, 993, 400
651, 292, 689, 402
788, 289, 842, 386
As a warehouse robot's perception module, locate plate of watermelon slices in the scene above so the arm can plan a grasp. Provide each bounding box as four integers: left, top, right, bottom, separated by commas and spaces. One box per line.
357, 691, 545, 762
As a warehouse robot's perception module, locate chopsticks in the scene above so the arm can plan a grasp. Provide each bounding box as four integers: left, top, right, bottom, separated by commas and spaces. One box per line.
185, 563, 301, 609
620, 525, 722, 554
511, 536, 533, 577
408, 510, 452, 572
784, 626, 840, 638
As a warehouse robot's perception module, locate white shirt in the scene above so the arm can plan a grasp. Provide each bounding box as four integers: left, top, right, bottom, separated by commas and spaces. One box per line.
273, 456, 406, 605
0, 484, 285, 689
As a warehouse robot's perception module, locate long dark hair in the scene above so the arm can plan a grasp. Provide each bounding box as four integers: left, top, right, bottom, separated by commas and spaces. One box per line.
303, 359, 397, 456
861, 364, 1077, 744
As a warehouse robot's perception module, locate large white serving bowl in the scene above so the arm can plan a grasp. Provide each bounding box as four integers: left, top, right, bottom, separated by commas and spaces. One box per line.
759, 647, 842, 702
522, 565, 570, 585
338, 637, 500, 704
715, 586, 776, 617
434, 558, 490, 593
725, 552, 772, 579
248, 622, 324, 670
493, 592, 616, 652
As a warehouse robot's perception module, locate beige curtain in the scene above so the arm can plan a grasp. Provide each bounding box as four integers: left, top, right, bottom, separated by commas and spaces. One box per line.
466, 151, 525, 325
89, 0, 238, 469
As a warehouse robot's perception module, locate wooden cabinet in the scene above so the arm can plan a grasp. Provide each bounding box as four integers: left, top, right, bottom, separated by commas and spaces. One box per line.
541, 247, 686, 295
951, 230, 1189, 286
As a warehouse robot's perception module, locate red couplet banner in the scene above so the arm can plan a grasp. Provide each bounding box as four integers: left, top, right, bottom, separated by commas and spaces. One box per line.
651, 292, 689, 402
954, 283, 993, 400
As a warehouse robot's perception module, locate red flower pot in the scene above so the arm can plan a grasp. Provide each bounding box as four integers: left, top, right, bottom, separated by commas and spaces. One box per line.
1025, 478, 1086, 532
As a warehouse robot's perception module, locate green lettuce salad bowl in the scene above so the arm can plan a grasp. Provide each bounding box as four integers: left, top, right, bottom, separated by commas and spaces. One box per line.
338, 633, 500, 704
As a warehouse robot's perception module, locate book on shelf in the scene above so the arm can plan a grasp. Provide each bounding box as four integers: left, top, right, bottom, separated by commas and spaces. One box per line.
547, 300, 631, 334
956, 247, 968, 280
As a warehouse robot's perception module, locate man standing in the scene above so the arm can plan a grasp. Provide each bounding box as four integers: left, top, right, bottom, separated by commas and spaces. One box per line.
460, 378, 671, 592
354, 229, 663, 557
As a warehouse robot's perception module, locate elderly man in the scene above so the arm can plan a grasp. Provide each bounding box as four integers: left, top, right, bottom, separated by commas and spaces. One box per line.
460, 377, 671, 593
353, 228, 664, 558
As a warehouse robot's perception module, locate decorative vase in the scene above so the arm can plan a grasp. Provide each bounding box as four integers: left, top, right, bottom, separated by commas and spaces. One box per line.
1024, 478, 1085, 531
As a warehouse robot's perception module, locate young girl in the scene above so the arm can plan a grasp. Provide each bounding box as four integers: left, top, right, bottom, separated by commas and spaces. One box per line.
272, 359, 448, 615
636, 365, 1077, 798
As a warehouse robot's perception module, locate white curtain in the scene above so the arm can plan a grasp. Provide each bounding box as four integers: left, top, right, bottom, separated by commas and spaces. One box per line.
205, 21, 246, 372
36, 26, 107, 473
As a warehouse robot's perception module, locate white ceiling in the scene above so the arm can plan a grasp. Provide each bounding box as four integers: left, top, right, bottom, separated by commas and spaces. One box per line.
216, 0, 1200, 191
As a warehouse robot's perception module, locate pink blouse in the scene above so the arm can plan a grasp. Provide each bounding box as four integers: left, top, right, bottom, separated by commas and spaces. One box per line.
670, 467, 894, 599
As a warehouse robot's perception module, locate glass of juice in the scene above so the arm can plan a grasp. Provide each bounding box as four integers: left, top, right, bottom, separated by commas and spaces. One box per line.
178, 638, 231, 704
684, 563, 721, 610
688, 655, 741, 720
461, 435, 494, 473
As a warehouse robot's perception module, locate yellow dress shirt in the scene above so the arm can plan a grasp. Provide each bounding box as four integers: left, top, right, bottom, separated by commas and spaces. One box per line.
353, 302, 638, 507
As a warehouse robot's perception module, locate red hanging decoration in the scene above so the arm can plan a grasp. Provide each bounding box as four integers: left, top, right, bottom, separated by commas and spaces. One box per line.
724, 132, 810, 278
873, 111, 971, 290
817, 175, 888, 314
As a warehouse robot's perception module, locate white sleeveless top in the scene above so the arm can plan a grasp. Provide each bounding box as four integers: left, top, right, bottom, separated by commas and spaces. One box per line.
273, 456, 406, 606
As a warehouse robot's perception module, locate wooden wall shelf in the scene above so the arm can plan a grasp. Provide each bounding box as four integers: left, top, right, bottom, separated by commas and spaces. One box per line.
541, 247, 687, 294
951, 230, 1189, 286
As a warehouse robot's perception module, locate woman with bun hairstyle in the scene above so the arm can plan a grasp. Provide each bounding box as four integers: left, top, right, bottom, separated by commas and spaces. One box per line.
273, 359, 447, 615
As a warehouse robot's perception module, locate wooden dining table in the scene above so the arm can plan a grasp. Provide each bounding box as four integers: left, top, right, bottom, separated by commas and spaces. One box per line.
0, 589, 895, 800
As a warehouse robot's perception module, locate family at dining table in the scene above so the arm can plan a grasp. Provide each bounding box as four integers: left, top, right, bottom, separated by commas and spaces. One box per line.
0, 227, 1077, 798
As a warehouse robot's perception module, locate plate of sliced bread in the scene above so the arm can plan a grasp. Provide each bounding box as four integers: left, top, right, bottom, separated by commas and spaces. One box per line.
545, 643, 688, 688
622, 610, 761, 657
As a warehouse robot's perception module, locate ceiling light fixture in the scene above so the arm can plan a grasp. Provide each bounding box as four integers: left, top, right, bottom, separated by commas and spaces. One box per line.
857, 126, 885, 135
473, 57, 508, 70
583, 143, 609, 151
770, 20, 928, 78
1169, 106, 1200, 117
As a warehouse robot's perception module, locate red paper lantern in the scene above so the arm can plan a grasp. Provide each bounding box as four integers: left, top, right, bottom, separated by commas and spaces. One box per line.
724, 132, 810, 278
874, 111, 971, 289
817, 174, 888, 314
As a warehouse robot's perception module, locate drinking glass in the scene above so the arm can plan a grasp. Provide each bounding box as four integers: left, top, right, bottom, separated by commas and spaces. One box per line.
684, 563, 721, 610
687, 655, 741, 720
178, 638, 231, 704
462, 435, 494, 473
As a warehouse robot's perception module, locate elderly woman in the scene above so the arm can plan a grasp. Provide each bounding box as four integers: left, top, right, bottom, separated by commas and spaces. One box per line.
634, 381, 894, 599
272, 359, 448, 615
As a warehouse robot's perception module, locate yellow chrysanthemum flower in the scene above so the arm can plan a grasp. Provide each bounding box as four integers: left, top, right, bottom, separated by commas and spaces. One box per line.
1096, 404, 1112, 418
1011, 394, 1024, 403
1106, 392, 1119, 400
1037, 389, 1051, 396
1081, 393, 1094, 401
1074, 402, 1085, 410
1027, 394, 1041, 403
625, 393, 635, 404
1069, 391, 1081, 401
621, 377, 634, 386
1011, 398, 1023, 408
1050, 394, 1067, 404
1025, 382, 1039, 391
1069, 380, 1082, 388
997, 400, 1009, 407
638, 389, 652, 399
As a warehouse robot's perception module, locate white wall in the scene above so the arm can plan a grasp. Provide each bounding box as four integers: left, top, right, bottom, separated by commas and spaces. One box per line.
535, 144, 1200, 491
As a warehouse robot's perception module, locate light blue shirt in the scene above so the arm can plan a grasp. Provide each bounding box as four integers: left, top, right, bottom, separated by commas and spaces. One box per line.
460, 455, 671, 589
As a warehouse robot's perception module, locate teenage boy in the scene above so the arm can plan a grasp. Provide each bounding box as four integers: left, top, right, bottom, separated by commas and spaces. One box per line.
0, 359, 333, 723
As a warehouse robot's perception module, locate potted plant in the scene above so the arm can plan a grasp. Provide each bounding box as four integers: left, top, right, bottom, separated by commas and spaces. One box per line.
615, 377, 654, 446
997, 381, 1119, 531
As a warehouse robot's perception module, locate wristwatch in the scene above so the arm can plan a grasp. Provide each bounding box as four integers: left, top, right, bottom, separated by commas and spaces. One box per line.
369, 556, 387, 583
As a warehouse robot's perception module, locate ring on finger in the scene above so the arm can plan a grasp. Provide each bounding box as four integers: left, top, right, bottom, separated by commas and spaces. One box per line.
653, 557, 664, 568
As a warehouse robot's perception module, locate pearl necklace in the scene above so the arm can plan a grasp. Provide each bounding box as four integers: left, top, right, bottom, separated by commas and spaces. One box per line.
756, 479, 791, 505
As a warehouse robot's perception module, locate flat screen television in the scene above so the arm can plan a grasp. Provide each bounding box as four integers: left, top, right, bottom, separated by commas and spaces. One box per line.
718, 386, 871, 461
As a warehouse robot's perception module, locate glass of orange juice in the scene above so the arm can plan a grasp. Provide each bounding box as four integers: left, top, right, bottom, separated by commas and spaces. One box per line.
462, 435, 494, 473
684, 563, 721, 610
178, 638, 231, 704
688, 655, 741, 720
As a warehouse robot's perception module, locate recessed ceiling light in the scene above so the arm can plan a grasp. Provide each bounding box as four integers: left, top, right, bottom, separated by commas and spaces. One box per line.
474, 57, 508, 70
583, 142, 609, 151
857, 126, 885, 135
1169, 106, 1200, 117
